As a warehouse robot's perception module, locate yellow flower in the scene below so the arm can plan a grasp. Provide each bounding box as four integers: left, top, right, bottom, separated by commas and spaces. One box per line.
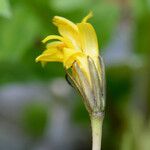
36, 12, 100, 85
36, 13, 106, 149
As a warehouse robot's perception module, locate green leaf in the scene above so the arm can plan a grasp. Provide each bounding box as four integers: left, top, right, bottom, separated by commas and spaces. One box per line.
92, 1, 120, 48
131, 0, 150, 18
49, 0, 90, 12
0, 0, 11, 18
0, 5, 41, 62
22, 103, 48, 137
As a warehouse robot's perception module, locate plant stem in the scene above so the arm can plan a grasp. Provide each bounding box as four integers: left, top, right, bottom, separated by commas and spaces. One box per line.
91, 114, 103, 150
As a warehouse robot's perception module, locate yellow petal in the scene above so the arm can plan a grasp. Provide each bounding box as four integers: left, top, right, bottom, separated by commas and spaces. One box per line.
42, 48, 59, 55
82, 11, 93, 23
53, 16, 80, 50
53, 16, 78, 32
63, 48, 83, 68
36, 48, 63, 63
76, 56, 91, 83
42, 34, 73, 48
46, 41, 64, 49
37, 41, 64, 66
42, 35, 64, 43
77, 22, 99, 57
43, 41, 65, 56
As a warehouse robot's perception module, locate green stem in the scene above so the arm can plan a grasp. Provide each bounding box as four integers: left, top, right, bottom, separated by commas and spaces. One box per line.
90, 114, 103, 150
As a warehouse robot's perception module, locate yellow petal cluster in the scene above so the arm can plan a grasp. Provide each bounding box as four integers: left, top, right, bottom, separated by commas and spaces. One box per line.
36, 12, 100, 83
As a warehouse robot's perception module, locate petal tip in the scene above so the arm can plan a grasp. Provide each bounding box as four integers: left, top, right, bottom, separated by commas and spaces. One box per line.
52, 16, 59, 25
52, 16, 66, 26
42, 38, 46, 43
82, 11, 93, 23
35, 56, 40, 62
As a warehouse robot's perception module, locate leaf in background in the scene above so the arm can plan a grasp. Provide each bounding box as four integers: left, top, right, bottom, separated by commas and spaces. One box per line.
132, 0, 150, 54
0, 0, 11, 18
22, 103, 48, 137
49, 0, 89, 12
92, 1, 120, 48
72, 96, 89, 126
131, 0, 150, 18
0, 5, 41, 62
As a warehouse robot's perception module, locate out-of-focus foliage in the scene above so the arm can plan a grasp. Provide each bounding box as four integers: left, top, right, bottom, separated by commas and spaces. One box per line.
0, 6, 40, 62
132, 0, 150, 54
50, 0, 89, 12
0, 0, 11, 18
22, 103, 48, 137
72, 96, 89, 126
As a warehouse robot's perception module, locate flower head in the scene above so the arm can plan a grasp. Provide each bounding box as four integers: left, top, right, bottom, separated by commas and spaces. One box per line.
36, 12, 100, 82
36, 12, 105, 115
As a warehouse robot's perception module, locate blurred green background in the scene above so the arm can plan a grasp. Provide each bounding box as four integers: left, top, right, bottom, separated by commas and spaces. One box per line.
0, 0, 150, 150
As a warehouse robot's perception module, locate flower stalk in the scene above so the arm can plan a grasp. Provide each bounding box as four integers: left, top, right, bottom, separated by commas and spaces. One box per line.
91, 114, 104, 150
